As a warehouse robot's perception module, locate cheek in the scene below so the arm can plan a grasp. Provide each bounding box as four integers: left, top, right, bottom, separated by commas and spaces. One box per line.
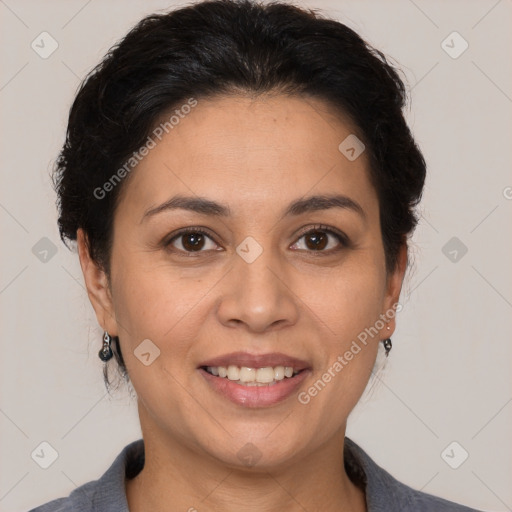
294, 264, 385, 415
110, 256, 215, 387
302, 261, 386, 337
111, 246, 194, 334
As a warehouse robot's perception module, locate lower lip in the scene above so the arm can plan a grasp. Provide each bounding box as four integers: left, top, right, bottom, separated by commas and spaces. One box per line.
198, 368, 310, 408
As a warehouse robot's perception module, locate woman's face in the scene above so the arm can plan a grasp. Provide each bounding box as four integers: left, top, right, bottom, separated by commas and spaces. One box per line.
79, 94, 405, 470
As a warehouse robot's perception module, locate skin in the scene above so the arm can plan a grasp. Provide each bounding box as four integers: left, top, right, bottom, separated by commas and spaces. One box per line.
78, 94, 407, 512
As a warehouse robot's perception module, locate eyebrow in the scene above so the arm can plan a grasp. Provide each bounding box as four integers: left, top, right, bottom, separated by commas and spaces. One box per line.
141, 193, 366, 223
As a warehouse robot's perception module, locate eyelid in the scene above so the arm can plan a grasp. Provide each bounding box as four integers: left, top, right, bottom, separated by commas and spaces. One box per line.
164, 224, 350, 254
164, 226, 220, 250
294, 224, 350, 247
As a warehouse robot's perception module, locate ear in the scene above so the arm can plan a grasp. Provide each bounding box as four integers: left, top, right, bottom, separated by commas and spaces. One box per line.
77, 228, 118, 336
380, 243, 408, 338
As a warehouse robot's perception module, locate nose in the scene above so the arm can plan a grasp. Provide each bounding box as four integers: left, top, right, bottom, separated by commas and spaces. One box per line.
216, 245, 299, 334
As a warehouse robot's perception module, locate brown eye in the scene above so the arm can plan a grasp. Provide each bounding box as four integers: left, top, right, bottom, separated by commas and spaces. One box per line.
165, 225, 348, 256
181, 232, 206, 251
291, 225, 348, 253
304, 230, 329, 250
166, 229, 218, 253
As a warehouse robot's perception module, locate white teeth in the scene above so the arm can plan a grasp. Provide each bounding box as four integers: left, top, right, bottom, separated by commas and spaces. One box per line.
239, 367, 256, 382
227, 365, 240, 381
274, 366, 285, 381
255, 367, 275, 383
204, 365, 300, 384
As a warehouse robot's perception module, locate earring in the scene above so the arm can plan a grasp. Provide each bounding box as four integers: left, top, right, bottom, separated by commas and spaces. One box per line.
99, 331, 114, 362
383, 338, 392, 357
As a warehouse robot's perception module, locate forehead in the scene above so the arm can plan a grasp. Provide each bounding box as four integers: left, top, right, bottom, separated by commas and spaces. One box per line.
116, 94, 376, 222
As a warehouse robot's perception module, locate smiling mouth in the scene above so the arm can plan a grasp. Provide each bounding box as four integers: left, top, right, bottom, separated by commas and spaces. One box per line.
200, 365, 304, 386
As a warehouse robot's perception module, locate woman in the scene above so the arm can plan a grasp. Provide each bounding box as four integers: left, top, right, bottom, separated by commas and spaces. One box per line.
30, 0, 484, 510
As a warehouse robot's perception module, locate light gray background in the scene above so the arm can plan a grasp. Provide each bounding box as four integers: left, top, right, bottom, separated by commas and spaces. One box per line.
1, 1, 511, 511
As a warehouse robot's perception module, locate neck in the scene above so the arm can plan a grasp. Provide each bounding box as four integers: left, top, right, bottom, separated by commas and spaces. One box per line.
126, 410, 366, 512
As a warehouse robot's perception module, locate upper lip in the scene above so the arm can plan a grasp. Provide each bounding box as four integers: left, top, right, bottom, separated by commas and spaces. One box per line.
198, 351, 311, 371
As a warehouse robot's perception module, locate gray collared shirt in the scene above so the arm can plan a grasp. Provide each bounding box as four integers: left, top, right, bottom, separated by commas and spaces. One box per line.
28, 437, 483, 511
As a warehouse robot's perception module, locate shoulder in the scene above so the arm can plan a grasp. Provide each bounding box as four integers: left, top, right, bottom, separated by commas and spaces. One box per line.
344, 437, 484, 512
27, 478, 100, 512
28, 439, 144, 512
405, 489, 484, 511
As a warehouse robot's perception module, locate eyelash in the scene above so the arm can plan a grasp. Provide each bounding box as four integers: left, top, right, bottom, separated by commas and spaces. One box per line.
164, 224, 350, 256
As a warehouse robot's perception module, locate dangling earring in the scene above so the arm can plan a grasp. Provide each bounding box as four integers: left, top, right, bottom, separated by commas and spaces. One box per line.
383, 324, 392, 357
99, 331, 114, 361
383, 338, 392, 356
